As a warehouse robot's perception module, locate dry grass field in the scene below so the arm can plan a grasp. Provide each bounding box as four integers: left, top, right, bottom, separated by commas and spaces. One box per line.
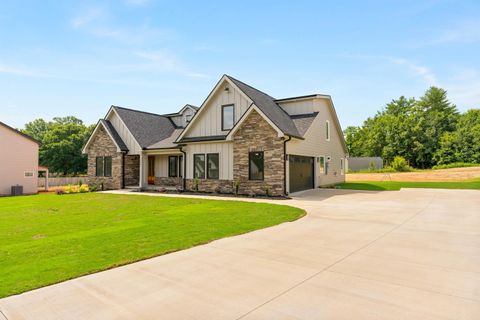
347, 166, 480, 182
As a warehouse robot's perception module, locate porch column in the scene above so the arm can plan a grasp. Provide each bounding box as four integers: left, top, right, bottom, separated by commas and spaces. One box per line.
45, 168, 49, 191
138, 152, 143, 188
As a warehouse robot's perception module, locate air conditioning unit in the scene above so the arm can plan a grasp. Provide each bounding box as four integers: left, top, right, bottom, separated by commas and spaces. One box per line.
11, 185, 23, 196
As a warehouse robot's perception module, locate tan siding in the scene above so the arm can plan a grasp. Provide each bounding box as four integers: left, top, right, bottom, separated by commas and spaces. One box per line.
184, 142, 233, 180
0, 125, 39, 195
286, 99, 346, 188
184, 80, 252, 138
278, 99, 319, 115
107, 111, 142, 154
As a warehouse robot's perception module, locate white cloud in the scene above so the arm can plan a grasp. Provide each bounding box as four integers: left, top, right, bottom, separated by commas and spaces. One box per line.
125, 0, 149, 6
71, 8, 103, 28
134, 51, 179, 70
388, 57, 437, 86
431, 20, 480, 44
0, 64, 39, 77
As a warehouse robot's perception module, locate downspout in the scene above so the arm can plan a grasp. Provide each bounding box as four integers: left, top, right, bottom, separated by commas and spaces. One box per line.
180, 145, 187, 191
122, 152, 125, 189
283, 136, 292, 196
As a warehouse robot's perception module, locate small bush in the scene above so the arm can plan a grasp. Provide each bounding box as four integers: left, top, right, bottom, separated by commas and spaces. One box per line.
55, 189, 65, 195
389, 156, 412, 172
79, 184, 89, 193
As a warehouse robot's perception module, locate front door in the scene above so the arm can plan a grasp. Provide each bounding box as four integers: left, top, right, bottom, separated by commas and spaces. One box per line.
148, 156, 155, 185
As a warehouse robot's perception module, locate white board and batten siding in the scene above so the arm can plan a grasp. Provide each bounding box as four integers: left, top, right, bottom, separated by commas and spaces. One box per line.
107, 111, 142, 154
169, 107, 195, 128
184, 142, 233, 180
184, 80, 251, 138
283, 98, 347, 188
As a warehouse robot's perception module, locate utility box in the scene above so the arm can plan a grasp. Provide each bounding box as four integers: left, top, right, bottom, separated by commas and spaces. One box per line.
11, 185, 23, 196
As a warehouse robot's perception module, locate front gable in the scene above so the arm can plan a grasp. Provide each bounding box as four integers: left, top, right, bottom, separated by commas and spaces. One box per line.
177, 76, 253, 140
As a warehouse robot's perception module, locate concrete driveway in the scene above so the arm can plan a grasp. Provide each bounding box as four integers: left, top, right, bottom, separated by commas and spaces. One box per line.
1, 188, 479, 319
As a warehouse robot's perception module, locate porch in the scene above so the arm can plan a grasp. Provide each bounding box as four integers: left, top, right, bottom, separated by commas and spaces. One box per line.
140, 150, 184, 190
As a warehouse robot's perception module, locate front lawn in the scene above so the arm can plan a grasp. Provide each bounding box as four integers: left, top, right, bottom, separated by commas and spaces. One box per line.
336, 180, 480, 191
0, 193, 304, 298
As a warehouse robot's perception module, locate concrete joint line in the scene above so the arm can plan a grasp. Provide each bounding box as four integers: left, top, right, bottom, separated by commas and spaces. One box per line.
235, 194, 438, 320
0, 310, 9, 320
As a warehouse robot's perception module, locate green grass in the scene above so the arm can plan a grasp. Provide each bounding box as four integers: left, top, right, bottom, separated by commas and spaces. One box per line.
336, 180, 480, 191
0, 193, 304, 298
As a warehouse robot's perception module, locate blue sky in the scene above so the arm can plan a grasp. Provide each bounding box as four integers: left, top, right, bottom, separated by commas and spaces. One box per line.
1, 0, 479, 129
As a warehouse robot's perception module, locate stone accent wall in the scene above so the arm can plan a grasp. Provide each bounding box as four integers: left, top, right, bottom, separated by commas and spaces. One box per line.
124, 155, 139, 186
155, 177, 182, 187
233, 110, 285, 196
87, 126, 123, 190
185, 179, 233, 193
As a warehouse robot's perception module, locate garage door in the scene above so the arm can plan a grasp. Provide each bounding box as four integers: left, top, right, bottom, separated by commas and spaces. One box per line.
289, 155, 314, 193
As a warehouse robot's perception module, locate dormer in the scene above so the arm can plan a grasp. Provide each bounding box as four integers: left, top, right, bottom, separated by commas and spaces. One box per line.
166, 104, 198, 128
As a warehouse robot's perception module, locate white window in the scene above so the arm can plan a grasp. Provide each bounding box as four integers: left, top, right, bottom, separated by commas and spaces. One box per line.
326, 120, 330, 141
340, 158, 344, 175
318, 156, 325, 174
222, 104, 234, 130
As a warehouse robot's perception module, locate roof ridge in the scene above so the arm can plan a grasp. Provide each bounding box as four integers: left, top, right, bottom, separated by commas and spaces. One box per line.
112, 105, 167, 118
225, 75, 276, 99
289, 112, 319, 119
0, 120, 41, 145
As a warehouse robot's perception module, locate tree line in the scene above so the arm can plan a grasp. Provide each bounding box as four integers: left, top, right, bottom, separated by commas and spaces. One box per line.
21, 117, 94, 175
344, 87, 480, 168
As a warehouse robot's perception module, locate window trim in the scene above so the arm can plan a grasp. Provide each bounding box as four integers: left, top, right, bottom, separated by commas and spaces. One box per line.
206, 153, 220, 180
248, 151, 264, 181
326, 120, 330, 141
340, 158, 344, 175
96, 157, 104, 177
318, 156, 326, 174
168, 156, 178, 177
104, 156, 112, 177
193, 153, 206, 179
221, 104, 235, 131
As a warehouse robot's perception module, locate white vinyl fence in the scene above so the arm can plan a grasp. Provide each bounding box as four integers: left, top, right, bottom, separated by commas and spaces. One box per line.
38, 177, 87, 187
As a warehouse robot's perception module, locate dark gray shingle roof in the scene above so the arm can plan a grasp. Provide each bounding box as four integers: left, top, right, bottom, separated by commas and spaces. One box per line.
100, 119, 128, 151
146, 129, 183, 149
226, 76, 302, 138
113, 106, 176, 149
290, 112, 318, 137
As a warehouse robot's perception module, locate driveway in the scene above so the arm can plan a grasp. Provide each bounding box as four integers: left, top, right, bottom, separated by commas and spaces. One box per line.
1, 188, 479, 319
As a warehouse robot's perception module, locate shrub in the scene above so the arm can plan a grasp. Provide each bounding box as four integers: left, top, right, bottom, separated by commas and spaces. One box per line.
55, 189, 65, 195
264, 185, 271, 197
389, 156, 412, 172
432, 162, 479, 170
193, 177, 199, 192
233, 178, 241, 195
79, 184, 89, 193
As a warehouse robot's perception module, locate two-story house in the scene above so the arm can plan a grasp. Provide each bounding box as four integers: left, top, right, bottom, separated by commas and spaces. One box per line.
82, 75, 347, 196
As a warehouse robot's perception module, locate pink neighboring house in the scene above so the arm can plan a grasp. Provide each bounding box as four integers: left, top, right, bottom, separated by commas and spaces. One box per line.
0, 121, 42, 195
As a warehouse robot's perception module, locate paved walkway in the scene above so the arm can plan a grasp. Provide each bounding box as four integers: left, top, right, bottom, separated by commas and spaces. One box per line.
1, 188, 479, 319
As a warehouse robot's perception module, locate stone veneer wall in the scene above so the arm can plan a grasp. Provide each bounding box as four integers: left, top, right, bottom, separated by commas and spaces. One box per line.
155, 177, 183, 187
185, 179, 233, 193
87, 126, 123, 190
124, 155, 139, 186
233, 110, 285, 196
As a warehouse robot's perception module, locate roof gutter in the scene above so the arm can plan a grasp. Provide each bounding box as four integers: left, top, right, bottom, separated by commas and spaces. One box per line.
283, 135, 292, 196
180, 145, 187, 191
